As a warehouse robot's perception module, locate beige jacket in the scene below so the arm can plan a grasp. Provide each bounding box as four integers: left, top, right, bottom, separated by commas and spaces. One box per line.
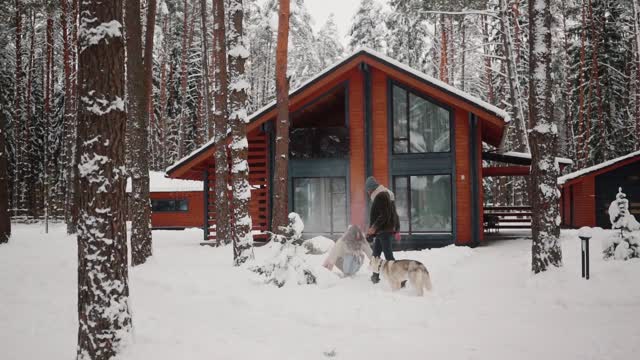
323, 237, 373, 270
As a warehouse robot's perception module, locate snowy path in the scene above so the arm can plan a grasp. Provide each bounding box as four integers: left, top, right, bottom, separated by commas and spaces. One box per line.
1, 224, 639, 359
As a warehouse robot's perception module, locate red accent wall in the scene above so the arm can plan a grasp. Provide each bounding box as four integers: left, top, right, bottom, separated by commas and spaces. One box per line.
349, 70, 367, 228
371, 68, 390, 187
150, 191, 204, 229
455, 109, 472, 245
567, 177, 596, 227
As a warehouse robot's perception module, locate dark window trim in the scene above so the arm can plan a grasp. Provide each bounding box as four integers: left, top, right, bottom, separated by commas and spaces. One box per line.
291, 176, 349, 236
151, 198, 190, 213
392, 174, 454, 235
390, 81, 453, 156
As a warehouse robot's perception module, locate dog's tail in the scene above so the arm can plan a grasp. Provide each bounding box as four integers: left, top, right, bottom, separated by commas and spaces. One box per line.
423, 270, 433, 291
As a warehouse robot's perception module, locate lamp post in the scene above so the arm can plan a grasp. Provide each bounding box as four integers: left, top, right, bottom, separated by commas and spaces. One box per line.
578, 227, 592, 280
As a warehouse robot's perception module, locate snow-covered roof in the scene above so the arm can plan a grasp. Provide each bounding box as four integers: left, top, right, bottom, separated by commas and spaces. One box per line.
126, 171, 203, 193
167, 47, 510, 175
558, 150, 640, 185
502, 151, 574, 165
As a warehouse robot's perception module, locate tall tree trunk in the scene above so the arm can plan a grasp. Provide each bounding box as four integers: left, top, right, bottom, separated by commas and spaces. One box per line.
14, 0, 23, 217
576, 0, 588, 166
61, 0, 77, 232
126, 0, 156, 266
76, 0, 132, 357
0, 110, 10, 244
528, 0, 562, 274
44, 11, 53, 230
271, 0, 291, 234
228, 0, 254, 265
439, 14, 448, 83
157, 15, 169, 170
634, 0, 640, 149
482, 15, 494, 104
199, 0, 213, 139
212, 0, 230, 244
459, 17, 466, 92
177, 0, 191, 158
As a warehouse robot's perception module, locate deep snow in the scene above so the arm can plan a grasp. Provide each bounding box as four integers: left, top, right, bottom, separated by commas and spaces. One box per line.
1, 224, 639, 360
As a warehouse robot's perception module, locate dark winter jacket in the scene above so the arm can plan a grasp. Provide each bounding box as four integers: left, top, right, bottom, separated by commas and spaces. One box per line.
369, 187, 400, 234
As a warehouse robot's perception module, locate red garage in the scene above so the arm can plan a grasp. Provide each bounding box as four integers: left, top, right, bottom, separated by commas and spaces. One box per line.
559, 151, 640, 228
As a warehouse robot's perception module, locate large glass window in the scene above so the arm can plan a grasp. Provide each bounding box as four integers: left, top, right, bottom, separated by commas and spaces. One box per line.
392, 85, 450, 153
293, 177, 347, 235
393, 175, 452, 233
151, 199, 189, 212
289, 127, 349, 159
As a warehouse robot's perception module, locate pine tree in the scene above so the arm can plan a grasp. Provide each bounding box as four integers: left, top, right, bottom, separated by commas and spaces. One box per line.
528, 0, 562, 274
316, 14, 344, 69
213, 0, 231, 244
76, 0, 132, 357
126, 0, 156, 266
348, 0, 386, 52
228, 0, 254, 265
0, 103, 9, 245
271, 0, 291, 234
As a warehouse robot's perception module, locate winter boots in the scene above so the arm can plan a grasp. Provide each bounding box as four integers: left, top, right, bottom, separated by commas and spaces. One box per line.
371, 272, 380, 284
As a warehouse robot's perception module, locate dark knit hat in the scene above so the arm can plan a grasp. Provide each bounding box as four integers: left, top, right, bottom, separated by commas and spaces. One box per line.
365, 176, 379, 193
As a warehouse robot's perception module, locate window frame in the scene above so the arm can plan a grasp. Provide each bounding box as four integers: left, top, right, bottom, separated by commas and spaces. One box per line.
151, 198, 190, 213
393, 174, 454, 235
390, 82, 453, 155
291, 176, 348, 236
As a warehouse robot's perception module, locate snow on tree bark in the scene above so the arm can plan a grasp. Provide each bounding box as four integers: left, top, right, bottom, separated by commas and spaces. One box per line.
212, 0, 231, 245
126, 0, 155, 266
228, 0, 254, 265
634, 0, 640, 149
76, 0, 132, 357
14, 0, 24, 217
199, 0, 213, 140
528, 0, 562, 274
271, 0, 291, 235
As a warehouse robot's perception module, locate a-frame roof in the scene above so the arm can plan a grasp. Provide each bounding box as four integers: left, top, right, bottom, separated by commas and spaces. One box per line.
167, 48, 510, 179
558, 150, 640, 186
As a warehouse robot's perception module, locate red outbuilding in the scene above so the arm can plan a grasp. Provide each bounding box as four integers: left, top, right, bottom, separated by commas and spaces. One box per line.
127, 172, 204, 229
166, 48, 513, 248
559, 151, 640, 228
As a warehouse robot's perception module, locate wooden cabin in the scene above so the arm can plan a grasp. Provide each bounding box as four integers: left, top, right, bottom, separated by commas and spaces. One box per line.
166, 48, 511, 248
559, 151, 640, 229
127, 172, 204, 229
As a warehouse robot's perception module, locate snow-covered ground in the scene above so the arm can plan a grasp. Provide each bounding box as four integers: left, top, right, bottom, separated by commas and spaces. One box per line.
1, 224, 639, 360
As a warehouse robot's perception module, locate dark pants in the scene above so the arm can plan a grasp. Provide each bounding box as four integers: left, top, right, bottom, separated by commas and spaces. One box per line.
372, 232, 395, 261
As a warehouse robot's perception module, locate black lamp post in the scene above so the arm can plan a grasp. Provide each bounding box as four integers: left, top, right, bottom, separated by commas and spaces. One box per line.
578, 227, 592, 280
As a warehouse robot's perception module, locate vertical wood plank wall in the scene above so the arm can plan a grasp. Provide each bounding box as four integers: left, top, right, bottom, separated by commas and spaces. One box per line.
476, 119, 485, 242
371, 68, 389, 187
455, 109, 472, 245
568, 178, 596, 227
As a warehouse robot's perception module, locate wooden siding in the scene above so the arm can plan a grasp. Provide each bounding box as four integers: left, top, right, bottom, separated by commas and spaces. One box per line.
455, 109, 472, 245
568, 177, 596, 228
349, 70, 366, 228
150, 191, 204, 229
206, 129, 270, 242
476, 120, 484, 242
371, 68, 389, 187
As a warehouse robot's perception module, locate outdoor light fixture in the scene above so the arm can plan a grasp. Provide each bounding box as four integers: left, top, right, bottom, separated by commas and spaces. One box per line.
578, 227, 592, 280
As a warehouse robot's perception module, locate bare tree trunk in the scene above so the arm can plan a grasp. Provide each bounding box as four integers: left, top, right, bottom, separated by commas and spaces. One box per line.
44, 11, 54, 231
482, 15, 494, 104
177, 0, 191, 158
76, 0, 132, 357
576, 0, 588, 166
212, 0, 230, 244
157, 15, 169, 170
228, 0, 254, 265
14, 0, 23, 217
0, 110, 9, 244
271, 0, 291, 234
459, 17, 466, 92
199, 0, 213, 139
61, 0, 77, 233
528, 0, 562, 274
126, 0, 156, 266
635, 0, 640, 149
439, 14, 448, 83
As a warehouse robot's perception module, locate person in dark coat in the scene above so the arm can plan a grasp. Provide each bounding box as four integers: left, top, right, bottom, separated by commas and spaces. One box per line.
365, 176, 400, 284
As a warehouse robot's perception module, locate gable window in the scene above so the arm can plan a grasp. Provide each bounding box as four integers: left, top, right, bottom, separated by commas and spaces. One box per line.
151, 199, 189, 212
392, 84, 450, 154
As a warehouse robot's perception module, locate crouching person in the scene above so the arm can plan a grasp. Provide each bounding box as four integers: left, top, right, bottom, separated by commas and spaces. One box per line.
323, 225, 373, 277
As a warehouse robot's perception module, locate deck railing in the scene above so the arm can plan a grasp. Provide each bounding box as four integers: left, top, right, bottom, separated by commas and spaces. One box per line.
483, 206, 532, 232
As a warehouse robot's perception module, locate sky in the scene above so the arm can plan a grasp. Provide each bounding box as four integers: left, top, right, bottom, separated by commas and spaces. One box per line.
304, 0, 362, 46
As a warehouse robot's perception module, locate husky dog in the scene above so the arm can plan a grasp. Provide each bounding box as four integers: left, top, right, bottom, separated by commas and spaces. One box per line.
370, 257, 432, 296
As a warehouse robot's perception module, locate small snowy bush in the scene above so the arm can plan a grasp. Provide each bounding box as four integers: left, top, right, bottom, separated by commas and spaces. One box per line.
302, 236, 335, 255
603, 188, 640, 260
250, 213, 318, 287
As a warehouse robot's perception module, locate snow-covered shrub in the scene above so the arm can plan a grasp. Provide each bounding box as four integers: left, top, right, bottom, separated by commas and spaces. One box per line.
250, 213, 318, 287
603, 188, 640, 260
302, 236, 335, 255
